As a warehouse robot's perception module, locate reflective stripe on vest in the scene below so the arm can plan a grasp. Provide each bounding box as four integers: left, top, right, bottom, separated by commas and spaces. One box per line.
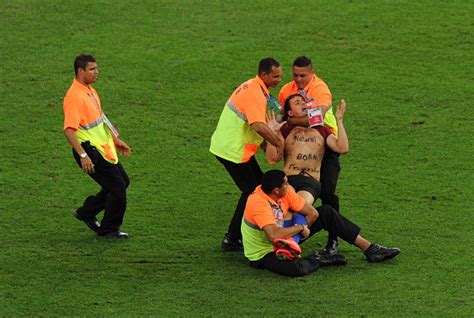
75, 117, 118, 164
79, 114, 105, 130
210, 102, 263, 163
226, 100, 247, 122
243, 218, 261, 231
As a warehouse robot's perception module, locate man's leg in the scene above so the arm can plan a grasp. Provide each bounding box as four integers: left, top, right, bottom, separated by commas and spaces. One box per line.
73, 148, 105, 232
309, 205, 400, 262
73, 148, 108, 221
92, 161, 129, 235
308, 205, 360, 244
75, 188, 108, 219
287, 174, 321, 206
250, 252, 319, 277
216, 156, 263, 250
319, 149, 341, 254
319, 149, 340, 211
74, 145, 130, 236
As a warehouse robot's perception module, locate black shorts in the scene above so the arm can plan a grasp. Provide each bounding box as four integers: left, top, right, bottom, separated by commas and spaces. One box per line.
287, 173, 321, 200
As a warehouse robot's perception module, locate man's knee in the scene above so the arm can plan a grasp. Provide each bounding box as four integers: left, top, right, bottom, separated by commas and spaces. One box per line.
316, 205, 338, 222
108, 181, 127, 201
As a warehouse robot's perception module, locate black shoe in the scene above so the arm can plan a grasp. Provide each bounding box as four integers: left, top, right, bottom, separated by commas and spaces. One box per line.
321, 238, 339, 256
74, 212, 100, 232
97, 231, 129, 239
221, 234, 243, 252
364, 244, 400, 263
309, 252, 347, 267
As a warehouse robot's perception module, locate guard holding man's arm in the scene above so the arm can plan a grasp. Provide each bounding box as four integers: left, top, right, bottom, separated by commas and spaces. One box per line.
210, 57, 286, 251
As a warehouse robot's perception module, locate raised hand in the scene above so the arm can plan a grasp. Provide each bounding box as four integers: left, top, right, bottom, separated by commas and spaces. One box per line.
266, 111, 286, 132
335, 99, 347, 121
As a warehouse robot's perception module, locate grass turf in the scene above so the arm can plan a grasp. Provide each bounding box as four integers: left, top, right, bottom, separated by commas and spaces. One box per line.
0, 0, 472, 316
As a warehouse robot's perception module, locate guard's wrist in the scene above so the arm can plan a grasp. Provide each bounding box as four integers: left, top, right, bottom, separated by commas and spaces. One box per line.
297, 224, 305, 233
79, 153, 88, 159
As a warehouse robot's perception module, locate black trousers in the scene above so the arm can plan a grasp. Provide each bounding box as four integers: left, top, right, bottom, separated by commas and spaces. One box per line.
250, 253, 320, 277
250, 205, 360, 277
308, 205, 360, 244
320, 149, 341, 242
216, 155, 263, 240
73, 142, 130, 234
319, 148, 341, 212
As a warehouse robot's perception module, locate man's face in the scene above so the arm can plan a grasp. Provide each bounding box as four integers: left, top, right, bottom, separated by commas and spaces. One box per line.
287, 95, 308, 117
261, 66, 282, 88
293, 65, 313, 89
276, 176, 289, 198
79, 62, 99, 85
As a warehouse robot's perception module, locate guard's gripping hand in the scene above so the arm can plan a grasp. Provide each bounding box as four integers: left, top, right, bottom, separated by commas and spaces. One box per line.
300, 225, 310, 240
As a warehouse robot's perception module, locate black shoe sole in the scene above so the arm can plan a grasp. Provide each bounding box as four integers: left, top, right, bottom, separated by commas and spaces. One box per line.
97, 233, 129, 239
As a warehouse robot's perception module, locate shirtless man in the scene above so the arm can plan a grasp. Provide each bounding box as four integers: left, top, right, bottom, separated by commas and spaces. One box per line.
266, 93, 348, 255
265, 95, 399, 263
266, 93, 348, 206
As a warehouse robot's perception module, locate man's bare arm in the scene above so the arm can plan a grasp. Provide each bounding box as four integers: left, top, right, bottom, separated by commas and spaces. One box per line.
286, 104, 331, 127
64, 128, 95, 174
286, 116, 309, 127
262, 223, 306, 242
112, 134, 132, 157
294, 202, 318, 226
263, 112, 286, 164
252, 121, 284, 160
265, 138, 283, 164
326, 99, 349, 154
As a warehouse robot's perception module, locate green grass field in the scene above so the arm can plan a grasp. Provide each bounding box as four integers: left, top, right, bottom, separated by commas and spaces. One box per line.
1, 0, 473, 316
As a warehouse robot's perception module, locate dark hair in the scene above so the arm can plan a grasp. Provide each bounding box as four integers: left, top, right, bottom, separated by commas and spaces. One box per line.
258, 57, 280, 74
74, 54, 96, 76
293, 56, 312, 69
261, 170, 286, 194
283, 93, 304, 120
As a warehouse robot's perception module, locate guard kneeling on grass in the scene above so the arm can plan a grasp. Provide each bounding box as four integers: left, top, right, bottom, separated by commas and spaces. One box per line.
241, 170, 400, 277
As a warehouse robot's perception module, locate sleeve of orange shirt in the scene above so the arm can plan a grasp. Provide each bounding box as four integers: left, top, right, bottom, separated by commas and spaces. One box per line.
244, 192, 277, 230
285, 186, 306, 212
278, 83, 291, 107
251, 200, 277, 229
242, 85, 267, 125
63, 94, 82, 131
308, 76, 332, 106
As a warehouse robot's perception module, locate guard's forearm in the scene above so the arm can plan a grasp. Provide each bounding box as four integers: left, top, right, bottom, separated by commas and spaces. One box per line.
64, 128, 86, 155
252, 122, 283, 148
287, 116, 309, 127
265, 225, 304, 242
265, 142, 282, 164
